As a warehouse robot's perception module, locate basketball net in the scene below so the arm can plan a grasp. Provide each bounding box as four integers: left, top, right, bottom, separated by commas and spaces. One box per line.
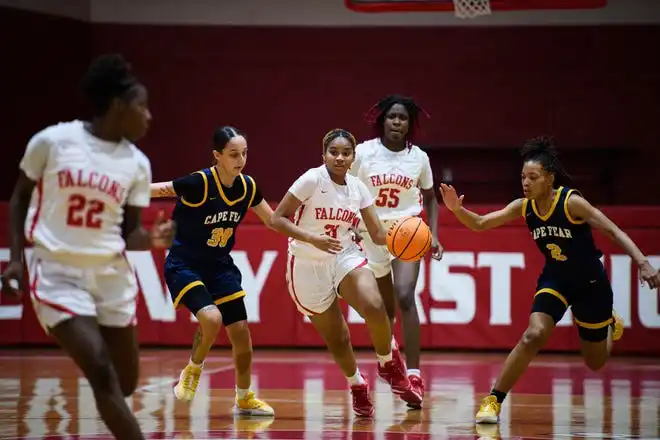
452, 0, 492, 19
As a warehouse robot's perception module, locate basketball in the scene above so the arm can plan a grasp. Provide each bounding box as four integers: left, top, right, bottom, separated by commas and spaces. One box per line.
386, 216, 432, 262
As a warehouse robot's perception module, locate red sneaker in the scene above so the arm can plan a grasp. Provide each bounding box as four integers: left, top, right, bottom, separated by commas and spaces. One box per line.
378, 354, 422, 407
407, 374, 425, 409
350, 376, 374, 417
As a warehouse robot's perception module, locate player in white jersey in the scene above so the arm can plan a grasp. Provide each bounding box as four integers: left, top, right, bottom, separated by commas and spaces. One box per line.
350, 95, 444, 406
271, 129, 421, 417
0, 54, 173, 440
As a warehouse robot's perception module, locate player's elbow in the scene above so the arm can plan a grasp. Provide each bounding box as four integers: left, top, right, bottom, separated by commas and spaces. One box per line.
472, 218, 488, 232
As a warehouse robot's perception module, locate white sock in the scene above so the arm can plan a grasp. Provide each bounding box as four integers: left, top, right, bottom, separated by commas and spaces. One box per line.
188, 358, 203, 368
346, 369, 366, 386
391, 337, 398, 350
377, 352, 393, 367
407, 369, 421, 378
236, 386, 251, 399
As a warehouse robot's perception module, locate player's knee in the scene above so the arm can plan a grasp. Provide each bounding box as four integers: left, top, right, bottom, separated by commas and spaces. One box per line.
197, 306, 222, 334
360, 293, 387, 323
394, 285, 416, 312
521, 325, 550, 350
118, 372, 138, 397
86, 357, 117, 395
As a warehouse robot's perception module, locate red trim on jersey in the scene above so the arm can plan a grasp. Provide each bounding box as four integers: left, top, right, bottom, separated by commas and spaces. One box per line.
287, 254, 319, 316
27, 179, 43, 243
355, 259, 368, 270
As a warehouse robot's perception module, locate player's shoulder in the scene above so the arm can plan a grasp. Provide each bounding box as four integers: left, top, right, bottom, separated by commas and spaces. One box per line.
355, 138, 378, 153
408, 144, 430, 160
125, 143, 152, 171
32, 120, 84, 143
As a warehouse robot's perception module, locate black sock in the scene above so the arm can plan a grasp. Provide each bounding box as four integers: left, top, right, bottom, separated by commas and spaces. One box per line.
490, 388, 507, 403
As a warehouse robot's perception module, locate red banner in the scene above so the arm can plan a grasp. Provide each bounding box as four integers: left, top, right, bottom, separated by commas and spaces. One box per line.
0, 202, 659, 354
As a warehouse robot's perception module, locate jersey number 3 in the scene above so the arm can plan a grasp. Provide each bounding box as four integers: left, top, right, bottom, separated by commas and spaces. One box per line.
375, 188, 400, 208
207, 227, 234, 248
546, 244, 567, 262
67, 194, 105, 229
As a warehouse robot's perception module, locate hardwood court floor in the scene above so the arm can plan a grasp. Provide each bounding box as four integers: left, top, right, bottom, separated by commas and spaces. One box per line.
0, 349, 658, 439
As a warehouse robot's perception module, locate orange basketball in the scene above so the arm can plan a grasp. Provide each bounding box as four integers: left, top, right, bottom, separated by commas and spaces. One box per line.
386, 217, 432, 262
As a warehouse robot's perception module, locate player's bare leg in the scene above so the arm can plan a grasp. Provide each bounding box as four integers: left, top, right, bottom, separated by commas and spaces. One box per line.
339, 267, 421, 407
579, 313, 624, 371
225, 320, 274, 416
174, 305, 221, 401
309, 299, 373, 417
476, 312, 555, 424
99, 325, 140, 397
391, 259, 424, 406
51, 317, 144, 440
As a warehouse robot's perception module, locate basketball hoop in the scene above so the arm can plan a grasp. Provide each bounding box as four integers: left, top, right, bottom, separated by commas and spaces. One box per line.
452, 0, 492, 19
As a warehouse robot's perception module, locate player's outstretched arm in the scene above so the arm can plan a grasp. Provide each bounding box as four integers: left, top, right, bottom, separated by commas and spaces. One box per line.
251, 199, 275, 230
150, 181, 176, 198
270, 192, 343, 255
567, 194, 660, 288
360, 205, 386, 246
439, 183, 523, 232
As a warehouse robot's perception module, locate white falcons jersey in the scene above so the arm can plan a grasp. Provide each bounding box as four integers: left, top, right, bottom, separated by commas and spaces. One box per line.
21, 120, 152, 263
287, 165, 373, 260
350, 138, 433, 221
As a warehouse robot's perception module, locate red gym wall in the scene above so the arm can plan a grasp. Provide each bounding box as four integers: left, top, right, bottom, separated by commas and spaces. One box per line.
3, 7, 660, 205
1, 6, 659, 353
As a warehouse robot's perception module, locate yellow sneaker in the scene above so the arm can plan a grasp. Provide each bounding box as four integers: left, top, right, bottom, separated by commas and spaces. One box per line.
173, 363, 203, 401
475, 395, 501, 424
234, 391, 275, 416
612, 311, 624, 342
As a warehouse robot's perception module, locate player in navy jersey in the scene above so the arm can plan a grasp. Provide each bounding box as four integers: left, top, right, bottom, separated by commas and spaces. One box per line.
439, 136, 660, 425
150, 126, 274, 416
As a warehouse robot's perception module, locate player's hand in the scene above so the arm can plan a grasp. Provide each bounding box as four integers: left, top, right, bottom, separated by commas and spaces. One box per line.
439, 183, 464, 212
1, 260, 26, 298
311, 234, 343, 254
150, 210, 176, 249
638, 260, 660, 289
431, 238, 444, 260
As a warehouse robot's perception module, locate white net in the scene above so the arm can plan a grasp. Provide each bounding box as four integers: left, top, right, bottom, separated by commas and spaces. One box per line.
452, 0, 492, 19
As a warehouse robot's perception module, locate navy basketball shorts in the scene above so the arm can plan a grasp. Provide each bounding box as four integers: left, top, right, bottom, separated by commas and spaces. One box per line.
531, 263, 614, 342
164, 254, 248, 326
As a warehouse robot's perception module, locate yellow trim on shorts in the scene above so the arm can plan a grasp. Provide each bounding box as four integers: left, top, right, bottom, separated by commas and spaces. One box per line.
180, 171, 208, 207
214, 290, 246, 305
534, 287, 568, 308
574, 317, 613, 329
563, 189, 586, 225
531, 186, 563, 221
173, 280, 205, 308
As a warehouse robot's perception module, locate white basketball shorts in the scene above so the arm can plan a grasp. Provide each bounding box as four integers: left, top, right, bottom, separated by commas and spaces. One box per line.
28, 252, 138, 332
287, 244, 369, 316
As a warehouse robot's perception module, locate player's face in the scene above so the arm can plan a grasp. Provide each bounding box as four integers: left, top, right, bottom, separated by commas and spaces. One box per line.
116, 85, 152, 142
214, 136, 248, 177
323, 137, 355, 177
521, 160, 554, 199
383, 104, 409, 143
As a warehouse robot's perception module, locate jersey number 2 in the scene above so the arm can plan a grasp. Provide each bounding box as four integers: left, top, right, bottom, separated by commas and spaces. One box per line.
375, 188, 400, 208
207, 227, 234, 247
67, 194, 104, 229
546, 244, 567, 262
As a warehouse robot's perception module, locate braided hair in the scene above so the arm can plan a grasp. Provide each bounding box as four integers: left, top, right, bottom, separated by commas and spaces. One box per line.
520, 136, 571, 188
363, 94, 429, 148
322, 128, 357, 152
